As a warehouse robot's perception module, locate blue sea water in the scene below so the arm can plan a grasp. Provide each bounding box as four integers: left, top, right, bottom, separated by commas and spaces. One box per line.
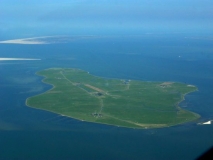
0, 35, 213, 159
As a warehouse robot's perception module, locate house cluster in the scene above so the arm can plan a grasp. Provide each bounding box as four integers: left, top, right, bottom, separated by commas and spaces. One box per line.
91, 112, 103, 118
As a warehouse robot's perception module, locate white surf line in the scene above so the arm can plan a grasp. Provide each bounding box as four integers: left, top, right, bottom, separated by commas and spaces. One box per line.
0, 58, 41, 61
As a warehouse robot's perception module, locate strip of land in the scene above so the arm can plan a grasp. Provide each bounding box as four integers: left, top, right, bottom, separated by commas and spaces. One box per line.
0, 58, 41, 61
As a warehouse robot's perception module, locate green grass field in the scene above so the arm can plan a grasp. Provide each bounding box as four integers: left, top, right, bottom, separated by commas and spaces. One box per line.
26, 68, 200, 129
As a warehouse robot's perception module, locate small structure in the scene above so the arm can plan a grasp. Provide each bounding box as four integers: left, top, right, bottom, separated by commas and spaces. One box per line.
123, 80, 130, 85
159, 84, 166, 88
91, 112, 103, 118
97, 92, 103, 96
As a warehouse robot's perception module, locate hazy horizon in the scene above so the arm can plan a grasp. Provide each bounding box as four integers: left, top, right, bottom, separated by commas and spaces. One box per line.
1, 0, 213, 39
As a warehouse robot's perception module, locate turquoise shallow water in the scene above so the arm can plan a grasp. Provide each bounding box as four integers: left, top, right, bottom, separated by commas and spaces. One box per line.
0, 36, 213, 159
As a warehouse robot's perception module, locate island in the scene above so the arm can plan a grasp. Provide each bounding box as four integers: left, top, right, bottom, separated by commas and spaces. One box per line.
26, 68, 200, 129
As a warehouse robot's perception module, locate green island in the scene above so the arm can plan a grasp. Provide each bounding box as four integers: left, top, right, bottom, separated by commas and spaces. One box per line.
26, 68, 200, 129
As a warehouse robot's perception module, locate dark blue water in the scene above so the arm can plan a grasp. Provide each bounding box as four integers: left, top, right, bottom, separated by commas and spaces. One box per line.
0, 35, 213, 159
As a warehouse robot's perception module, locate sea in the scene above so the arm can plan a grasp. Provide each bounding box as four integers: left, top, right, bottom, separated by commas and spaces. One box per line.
0, 34, 213, 160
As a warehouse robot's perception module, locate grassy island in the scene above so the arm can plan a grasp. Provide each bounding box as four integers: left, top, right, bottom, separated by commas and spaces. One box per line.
26, 68, 200, 129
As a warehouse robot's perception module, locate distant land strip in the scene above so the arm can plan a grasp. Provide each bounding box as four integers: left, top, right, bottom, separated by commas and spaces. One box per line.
0, 35, 98, 44
0, 58, 41, 61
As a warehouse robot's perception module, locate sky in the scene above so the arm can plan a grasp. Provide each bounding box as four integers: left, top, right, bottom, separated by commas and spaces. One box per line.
0, 0, 213, 39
